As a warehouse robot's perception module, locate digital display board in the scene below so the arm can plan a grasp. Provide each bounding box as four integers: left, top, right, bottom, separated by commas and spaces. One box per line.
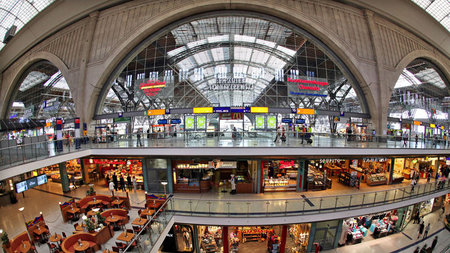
230, 107, 251, 113
196, 116, 206, 130
27, 177, 38, 189
170, 119, 182, 124
16, 181, 28, 193
157, 119, 168, 125
255, 115, 265, 130
282, 118, 292, 123
185, 116, 195, 130
267, 116, 277, 129
37, 174, 47, 185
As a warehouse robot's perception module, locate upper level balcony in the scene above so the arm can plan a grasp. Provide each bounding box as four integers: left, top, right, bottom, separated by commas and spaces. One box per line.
1, 132, 449, 174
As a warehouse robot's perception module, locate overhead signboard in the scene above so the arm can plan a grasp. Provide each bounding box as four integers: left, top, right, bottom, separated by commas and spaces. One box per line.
170, 119, 182, 124
213, 107, 231, 113
296, 119, 305, 124
113, 117, 131, 123
429, 123, 436, 128
413, 121, 421, 126
193, 107, 213, 114
158, 119, 168, 125
251, 107, 268, 113
148, 109, 166, 116
231, 107, 251, 113
135, 78, 174, 100
287, 75, 328, 97
297, 108, 315, 115
282, 118, 292, 123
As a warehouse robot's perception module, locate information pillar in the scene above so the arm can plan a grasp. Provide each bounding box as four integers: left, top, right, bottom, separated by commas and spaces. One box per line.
59, 162, 70, 193
74, 117, 81, 149
56, 118, 63, 152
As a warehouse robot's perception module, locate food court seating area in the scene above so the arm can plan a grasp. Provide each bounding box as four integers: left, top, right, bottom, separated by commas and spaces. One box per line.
6, 232, 37, 253
60, 232, 100, 253
76, 195, 112, 212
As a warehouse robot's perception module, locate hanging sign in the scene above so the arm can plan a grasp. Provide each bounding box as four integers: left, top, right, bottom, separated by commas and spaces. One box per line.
193, 107, 213, 114
297, 108, 315, 115
251, 107, 268, 113
148, 109, 166, 116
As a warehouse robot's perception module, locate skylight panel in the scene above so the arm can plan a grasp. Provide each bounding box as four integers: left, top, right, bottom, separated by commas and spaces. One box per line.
234, 47, 252, 62
193, 51, 210, 65
250, 50, 270, 65
19, 71, 48, 92
412, 0, 450, 31
256, 39, 276, 48
276, 45, 296, 56
207, 35, 229, 43
234, 34, 255, 43
187, 39, 207, 49
210, 48, 224, 61
415, 68, 446, 88
266, 55, 286, 69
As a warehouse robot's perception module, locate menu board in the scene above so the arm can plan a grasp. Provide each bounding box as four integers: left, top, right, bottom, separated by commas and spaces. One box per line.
185, 116, 195, 130
27, 177, 38, 188
267, 116, 277, 129
16, 181, 28, 193
255, 115, 265, 130
196, 116, 206, 130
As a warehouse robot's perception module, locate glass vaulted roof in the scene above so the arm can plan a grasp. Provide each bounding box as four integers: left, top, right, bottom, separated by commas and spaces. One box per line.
412, 0, 450, 31
0, 0, 55, 51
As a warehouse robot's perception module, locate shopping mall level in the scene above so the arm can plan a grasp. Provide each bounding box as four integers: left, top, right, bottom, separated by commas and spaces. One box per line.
1, 0, 450, 252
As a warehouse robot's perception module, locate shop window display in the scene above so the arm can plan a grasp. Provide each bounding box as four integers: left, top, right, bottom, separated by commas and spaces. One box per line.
198, 226, 223, 253
98, 159, 143, 190
263, 160, 298, 192
173, 161, 211, 193
307, 163, 331, 191
229, 226, 283, 253
339, 210, 400, 246
288, 224, 311, 253
40, 159, 86, 186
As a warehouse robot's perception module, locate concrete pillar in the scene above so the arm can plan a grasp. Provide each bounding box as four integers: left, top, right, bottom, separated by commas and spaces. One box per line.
333, 219, 343, 249
256, 159, 262, 193
80, 159, 90, 184
297, 159, 306, 192
192, 225, 200, 253
167, 158, 173, 194
59, 162, 70, 193
142, 158, 149, 193
280, 225, 288, 253
222, 226, 229, 253
389, 158, 395, 185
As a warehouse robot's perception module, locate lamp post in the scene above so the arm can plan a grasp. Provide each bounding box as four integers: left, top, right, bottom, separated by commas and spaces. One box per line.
161, 181, 168, 195
18, 207, 32, 243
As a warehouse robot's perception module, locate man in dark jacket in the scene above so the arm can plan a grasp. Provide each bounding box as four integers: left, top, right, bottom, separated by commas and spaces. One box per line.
112, 173, 118, 191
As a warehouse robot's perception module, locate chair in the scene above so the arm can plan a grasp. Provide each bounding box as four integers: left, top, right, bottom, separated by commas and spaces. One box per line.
66, 213, 74, 223
112, 246, 120, 252
132, 226, 140, 234
47, 242, 57, 253
74, 223, 83, 231
126, 229, 133, 234
115, 241, 126, 250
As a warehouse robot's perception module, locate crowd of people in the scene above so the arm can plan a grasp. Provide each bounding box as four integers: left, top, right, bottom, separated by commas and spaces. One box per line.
106, 173, 137, 193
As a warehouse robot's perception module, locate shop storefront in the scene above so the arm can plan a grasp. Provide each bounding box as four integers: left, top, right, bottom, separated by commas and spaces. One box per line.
40, 159, 85, 185
95, 159, 144, 189
173, 160, 254, 193
262, 160, 298, 192
339, 209, 401, 246
198, 226, 223, 252
288, 224, 311, 253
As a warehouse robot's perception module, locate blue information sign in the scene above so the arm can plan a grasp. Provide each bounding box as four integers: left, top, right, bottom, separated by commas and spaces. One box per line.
158, 119, 168, 124
282, 118, 292, 123
213, 107, 231, 113
296, 119, 305, 124
170, 119, 182, 124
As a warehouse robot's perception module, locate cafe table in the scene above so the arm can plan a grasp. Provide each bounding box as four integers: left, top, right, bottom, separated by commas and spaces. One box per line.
117, 231, 135, 243
141, 209, 155, 217
73, 240, 90, 252
111, 199, 124, 207
132, 218, 147, 226
33, 227, 48, 236
17, 240, 31, 253
66, 206, 80, 214
147, 202, 162, 210
49, 233, 62, 244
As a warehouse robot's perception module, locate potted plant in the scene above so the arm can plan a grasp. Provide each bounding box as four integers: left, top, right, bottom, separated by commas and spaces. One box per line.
85, 219, 95, 233
1, 231, 10, 249
86, 186, 96, 196
96, 212, 106, 226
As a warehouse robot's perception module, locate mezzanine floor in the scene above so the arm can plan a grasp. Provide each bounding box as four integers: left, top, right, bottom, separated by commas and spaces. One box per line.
1, 179, 448, 252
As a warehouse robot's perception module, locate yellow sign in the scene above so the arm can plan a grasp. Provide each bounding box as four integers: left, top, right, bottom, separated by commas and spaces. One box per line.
429, 124, 435, 128
250, 107, 268, 113
413, 121, 421, 126
441, 126, 445, 130
193, 107, 213, 114
45, 122, 51, 127
297, 108, 315, 115
147, 109, 166, 116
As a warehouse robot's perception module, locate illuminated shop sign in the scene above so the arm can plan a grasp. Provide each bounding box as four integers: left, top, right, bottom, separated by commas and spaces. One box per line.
281, 118, 292, 123
208, 78, 253, 91
250, 107, 268, 113
296, 119, 305, 124
147, 109, 166, 116
287, 78, 329, 86
363, 158, 388, 162
296, 108, 315, 115
287, 75, 328, 97
139, 80, 166, 96
230, 107, 251, 113
158, 119, 168, 124
319, 159, 344, 163
193, 107, 213, 114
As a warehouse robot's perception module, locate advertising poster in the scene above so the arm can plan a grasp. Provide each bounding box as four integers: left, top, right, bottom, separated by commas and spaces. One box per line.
185, 116, 195, 130
267, 116, 277, 129
255, 115, 265, 130
196, 116, 206, 130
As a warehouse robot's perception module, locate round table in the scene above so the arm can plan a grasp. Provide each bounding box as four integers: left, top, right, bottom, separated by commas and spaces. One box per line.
88, 200, 102, 206
106, 215, 119, 223
87, 210, 97, 217
73, 240, 90, 252
17, 241, 31, 253
49, 234, 62, 243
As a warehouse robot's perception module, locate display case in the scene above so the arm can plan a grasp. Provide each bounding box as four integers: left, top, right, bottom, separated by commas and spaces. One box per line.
366, 173, 387, 186
264, 178, 296, 191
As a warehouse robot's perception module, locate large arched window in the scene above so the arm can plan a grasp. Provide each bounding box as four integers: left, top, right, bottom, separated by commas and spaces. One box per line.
389, 59, 449, 122
96, 13, 367, 116
6, 60, 76, 120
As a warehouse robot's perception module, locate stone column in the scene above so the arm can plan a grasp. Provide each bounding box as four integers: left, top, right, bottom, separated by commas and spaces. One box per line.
80, 159, 90, 184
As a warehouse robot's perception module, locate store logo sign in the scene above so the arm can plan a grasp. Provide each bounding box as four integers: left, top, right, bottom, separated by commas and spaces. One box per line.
139, 80, 166, 96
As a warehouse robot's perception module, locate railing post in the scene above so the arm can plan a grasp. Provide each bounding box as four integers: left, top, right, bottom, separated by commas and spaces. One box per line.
393, 189, 397, 202
384, 191, 388, 203
207, 201, 211, 215
284, 200, 288, 216
266, 201, 270, 216
348, 195, 352, 210
373, 192, 377, 206
334, 197, 338, 209
227, 202, 231, 217
319, 198, 323, 212
188, 200, 193, 216
361, 194, 365, 207
246, 202, 251, 217
302, 199, 306, 213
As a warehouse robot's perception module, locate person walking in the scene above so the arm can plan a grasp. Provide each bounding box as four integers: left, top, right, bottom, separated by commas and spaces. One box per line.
413, 246, 419, 253
423, 223, 430, 239
417, 221, 424, 239
112, 173, 118, 191
411, 178, 416, 193
427, 171, 431, 183
431, 236, 438, 251
132, 176, 137, 193
301, 126, 307, 144
230, 174, 236, 194
274, 127, 281, 142
413, 210, 420, 224
403, 131, 408, 147
127, 174, 132, 190
105, 174, 110, 186
109, 180, 115, 195
120, 175, 126, 191
420, 244, 427, 253
136, 129, 143, 147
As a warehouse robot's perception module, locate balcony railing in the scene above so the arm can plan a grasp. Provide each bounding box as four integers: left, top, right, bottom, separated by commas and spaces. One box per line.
0, 132, 449, 169
168, 180, 450, 217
